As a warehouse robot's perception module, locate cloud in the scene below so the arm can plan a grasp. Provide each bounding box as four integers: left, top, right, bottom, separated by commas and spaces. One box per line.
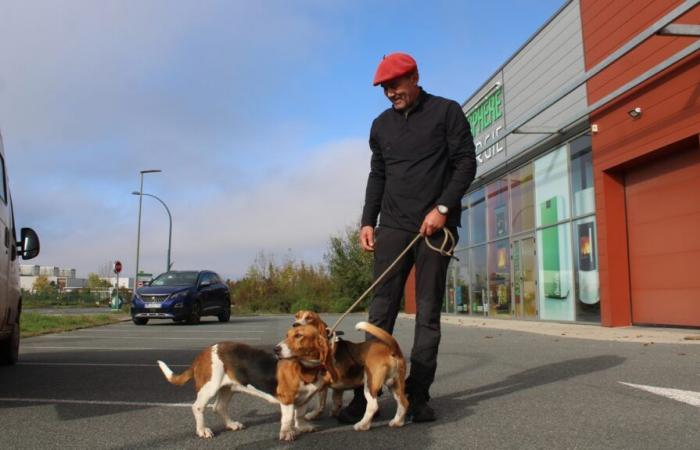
15, 136, 369, 279
0, 0, 368, 279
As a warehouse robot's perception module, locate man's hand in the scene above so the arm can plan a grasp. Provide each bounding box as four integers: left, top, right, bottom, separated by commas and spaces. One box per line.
420, 208, 447, 236
359, 226, 375, 252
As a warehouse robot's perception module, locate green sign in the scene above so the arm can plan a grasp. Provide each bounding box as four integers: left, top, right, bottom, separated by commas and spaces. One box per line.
467, 86, 503, 135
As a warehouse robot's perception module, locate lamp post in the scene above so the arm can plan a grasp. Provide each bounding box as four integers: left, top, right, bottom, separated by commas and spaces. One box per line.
132, 191, 172, 273
134, 169, 161, 292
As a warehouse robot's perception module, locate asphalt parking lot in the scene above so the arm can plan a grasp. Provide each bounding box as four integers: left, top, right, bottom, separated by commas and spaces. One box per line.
1, 313, 699, 449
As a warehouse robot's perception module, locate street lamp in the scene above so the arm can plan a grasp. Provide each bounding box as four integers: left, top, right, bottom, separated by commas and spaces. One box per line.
134, 169, 161, 291
132, 191, 172, 273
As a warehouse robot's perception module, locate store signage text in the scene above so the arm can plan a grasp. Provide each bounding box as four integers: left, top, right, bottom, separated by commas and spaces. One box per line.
467, 86, 503, 135
466, 84, 505, 165
475, 126, 504, 164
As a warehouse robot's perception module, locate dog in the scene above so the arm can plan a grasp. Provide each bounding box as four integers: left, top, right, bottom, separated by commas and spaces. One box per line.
156, 323, 331, 441
293, 310, 409, 431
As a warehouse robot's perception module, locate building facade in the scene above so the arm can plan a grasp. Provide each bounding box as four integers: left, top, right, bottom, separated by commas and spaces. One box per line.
405, 0, 699, 328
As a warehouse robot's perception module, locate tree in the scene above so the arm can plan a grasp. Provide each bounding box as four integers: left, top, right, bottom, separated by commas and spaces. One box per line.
32, 275, 56, 295
87, 273, 112, 289
325, 224, 374, 310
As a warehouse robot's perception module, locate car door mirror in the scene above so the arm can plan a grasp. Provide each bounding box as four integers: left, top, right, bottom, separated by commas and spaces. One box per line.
199, 279, 212, 289
18, 227, 40, 260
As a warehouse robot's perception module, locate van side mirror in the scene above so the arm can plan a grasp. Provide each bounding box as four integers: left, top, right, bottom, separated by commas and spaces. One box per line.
199, 279, 212, 288
18, 227, 40, 260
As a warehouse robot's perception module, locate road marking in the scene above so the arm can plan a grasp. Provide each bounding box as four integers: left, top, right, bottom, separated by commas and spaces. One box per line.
72, 328, 265, 333
620, 382, 700, 407
20, 346, 211, 351
17, 362, 189, 368
0, 397, 192, 408
30, 336, 262, 341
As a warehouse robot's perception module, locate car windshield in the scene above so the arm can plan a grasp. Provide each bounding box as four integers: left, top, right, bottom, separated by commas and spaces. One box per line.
150, 271, 199, 287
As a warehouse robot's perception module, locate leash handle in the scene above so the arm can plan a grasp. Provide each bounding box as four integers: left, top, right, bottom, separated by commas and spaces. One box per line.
329, 228, 457, 334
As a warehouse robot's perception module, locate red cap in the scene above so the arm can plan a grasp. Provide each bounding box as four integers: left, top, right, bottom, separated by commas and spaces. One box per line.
373, 52, 418, 86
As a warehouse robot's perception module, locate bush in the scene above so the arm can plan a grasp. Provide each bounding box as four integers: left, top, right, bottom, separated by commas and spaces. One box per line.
329, 296, 355, 313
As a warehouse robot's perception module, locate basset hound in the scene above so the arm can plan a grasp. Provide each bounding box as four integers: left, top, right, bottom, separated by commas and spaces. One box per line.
157, 323, 332, 441
293, 310, 409, 431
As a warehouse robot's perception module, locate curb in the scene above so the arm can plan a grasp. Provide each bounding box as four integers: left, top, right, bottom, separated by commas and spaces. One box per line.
399, 313, 700, 345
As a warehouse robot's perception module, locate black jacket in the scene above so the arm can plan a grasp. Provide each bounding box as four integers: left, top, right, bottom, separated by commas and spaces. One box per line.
361, 89, 477, 232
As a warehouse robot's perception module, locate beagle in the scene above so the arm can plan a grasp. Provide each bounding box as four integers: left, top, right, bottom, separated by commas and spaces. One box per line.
293, 310, 409, 431
156, 324, 331, 441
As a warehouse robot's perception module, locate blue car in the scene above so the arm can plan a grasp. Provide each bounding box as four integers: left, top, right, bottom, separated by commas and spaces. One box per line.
131, 270, 231, 325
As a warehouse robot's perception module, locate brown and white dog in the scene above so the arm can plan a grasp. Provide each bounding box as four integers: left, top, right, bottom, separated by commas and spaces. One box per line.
293, 310, 409, 431
157, 324, 331, 441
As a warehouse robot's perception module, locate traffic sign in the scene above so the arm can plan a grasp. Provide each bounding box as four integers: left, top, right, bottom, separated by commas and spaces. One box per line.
114, 261, 122, 274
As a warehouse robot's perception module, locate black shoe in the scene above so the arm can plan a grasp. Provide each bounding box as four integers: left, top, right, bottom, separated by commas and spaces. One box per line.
407, 396, 436, 422
337, 388, 382, 424
336, 388, 367, 424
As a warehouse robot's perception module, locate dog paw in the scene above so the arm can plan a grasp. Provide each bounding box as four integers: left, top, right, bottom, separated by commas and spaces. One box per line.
389, 418, 405, 428
304, 410, 322, 421
226, 421, 245, 431
279, 429, 297, 441
353, 421, 371, 431
197, 427, 214, 439
296, 423, 318, 433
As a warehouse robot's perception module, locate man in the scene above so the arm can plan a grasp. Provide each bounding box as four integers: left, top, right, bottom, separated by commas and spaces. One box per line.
338, 52, 476, 423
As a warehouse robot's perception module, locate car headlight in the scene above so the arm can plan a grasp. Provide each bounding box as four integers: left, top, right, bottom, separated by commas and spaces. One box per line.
168, 291, 189, 302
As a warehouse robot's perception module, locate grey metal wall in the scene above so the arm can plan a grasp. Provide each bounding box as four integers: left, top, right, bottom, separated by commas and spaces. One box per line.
463, 0, 589, 180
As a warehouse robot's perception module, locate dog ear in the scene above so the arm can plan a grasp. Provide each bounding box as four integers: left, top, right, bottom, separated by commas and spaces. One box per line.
316, 333, 338, 383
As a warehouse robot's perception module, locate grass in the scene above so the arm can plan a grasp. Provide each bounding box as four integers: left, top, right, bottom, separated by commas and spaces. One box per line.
20, 312, 126, 338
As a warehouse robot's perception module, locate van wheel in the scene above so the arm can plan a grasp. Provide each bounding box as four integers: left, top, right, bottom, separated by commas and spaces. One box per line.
132, 318, 149, 325
218, 307, 231, 323
0, 322, 20, 365
187, 302, 201, 325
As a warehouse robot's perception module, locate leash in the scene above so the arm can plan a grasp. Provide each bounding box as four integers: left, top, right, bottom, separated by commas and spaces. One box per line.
328, 228, 457, 335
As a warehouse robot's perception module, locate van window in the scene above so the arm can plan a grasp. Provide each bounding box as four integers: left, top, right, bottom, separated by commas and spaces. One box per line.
0, 154, 6, 204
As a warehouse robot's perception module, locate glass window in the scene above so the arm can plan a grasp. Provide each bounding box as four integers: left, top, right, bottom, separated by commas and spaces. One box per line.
469, 245, 487, 314
486, 179, 509, 241
534, 146, 571, 227
444, 261, 456, 314
510, 163, 535, 233
458, 207, 469, 250
468, 188, 486, 245
455, 248, 469, 313
573, 217, 600, 322
488, 239, 511, 318
537, 223, 574, 321
570, 135, 595, 217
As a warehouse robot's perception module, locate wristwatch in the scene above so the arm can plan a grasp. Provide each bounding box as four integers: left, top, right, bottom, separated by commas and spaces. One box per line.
436, 204, 449, 215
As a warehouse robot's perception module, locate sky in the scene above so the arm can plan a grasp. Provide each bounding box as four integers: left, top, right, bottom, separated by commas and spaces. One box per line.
0, 0, 565, 281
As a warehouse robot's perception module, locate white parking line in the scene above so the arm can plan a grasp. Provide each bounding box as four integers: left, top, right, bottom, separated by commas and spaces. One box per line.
621, 382, 700, 407
73, 328, 265, 333
0, 397, 191, 408
17, 362, 189, 368
30, 336, 262, 341
20, 346, 209, 351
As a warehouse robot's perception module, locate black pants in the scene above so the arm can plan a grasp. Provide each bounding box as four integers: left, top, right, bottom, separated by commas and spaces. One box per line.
367, 226, 457, 400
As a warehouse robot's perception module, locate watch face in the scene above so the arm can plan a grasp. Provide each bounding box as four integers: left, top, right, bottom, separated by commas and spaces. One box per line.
438, 205, 448, 215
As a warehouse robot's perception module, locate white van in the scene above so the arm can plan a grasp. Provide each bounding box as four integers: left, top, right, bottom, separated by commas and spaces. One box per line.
0, 131, 40, 365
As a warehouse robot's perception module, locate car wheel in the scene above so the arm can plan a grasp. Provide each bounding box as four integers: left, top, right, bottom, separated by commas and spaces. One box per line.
187, 302, 201, 325
132, 318, 149, 325
0, 321, 20, 365
218, 307, 231, 323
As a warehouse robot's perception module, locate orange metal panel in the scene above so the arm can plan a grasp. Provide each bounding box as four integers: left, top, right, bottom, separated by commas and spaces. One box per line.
625, 146, 700, 326
404, 266, 416, 314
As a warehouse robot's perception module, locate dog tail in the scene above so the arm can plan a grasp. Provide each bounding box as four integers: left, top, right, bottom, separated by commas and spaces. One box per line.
157, 360, 193, 386
355, 321, 403, 356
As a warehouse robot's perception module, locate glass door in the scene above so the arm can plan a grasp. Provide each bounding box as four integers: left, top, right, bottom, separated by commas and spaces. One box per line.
511, 236, 538, 319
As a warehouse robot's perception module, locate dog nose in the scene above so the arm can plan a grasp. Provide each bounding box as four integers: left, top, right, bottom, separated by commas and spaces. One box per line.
274, 345, 281, 355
